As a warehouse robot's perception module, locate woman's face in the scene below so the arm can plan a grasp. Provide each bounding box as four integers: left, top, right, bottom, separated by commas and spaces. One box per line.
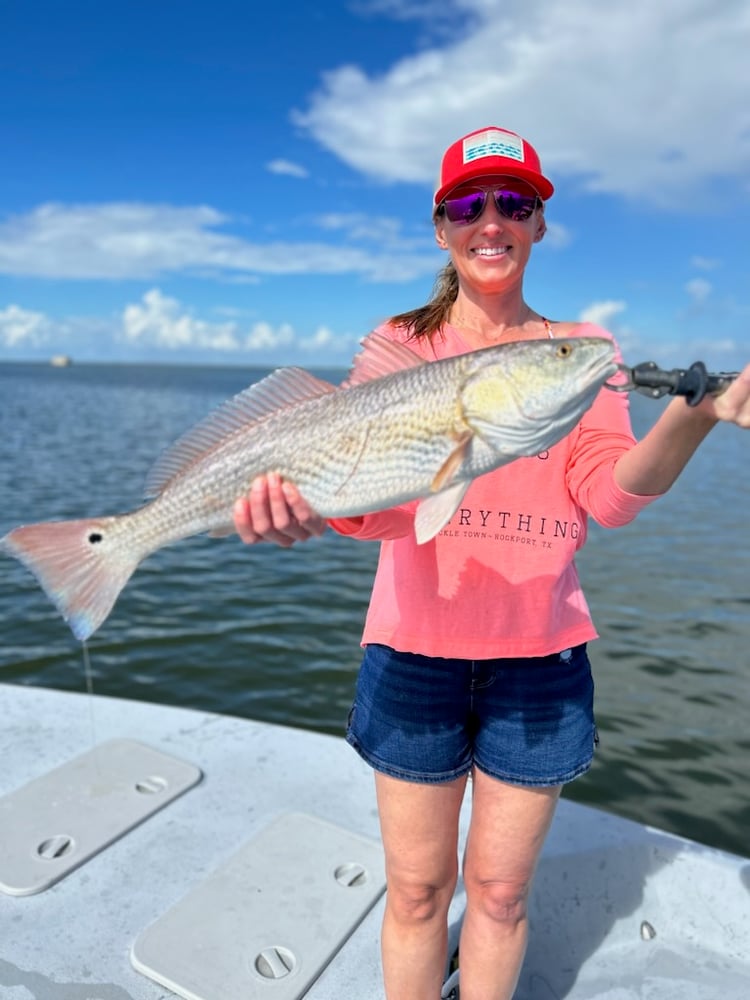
434, 174, 546, 296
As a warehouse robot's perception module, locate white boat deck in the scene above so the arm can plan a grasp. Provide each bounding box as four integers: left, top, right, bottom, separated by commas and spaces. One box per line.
1, 682, 748, 1000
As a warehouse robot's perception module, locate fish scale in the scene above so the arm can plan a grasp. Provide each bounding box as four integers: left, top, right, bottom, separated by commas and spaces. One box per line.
139, 356, 466, 539
1, 333, 618, 640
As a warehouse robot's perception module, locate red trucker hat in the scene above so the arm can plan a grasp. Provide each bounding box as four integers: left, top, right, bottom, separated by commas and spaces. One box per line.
434, 126, 554, 205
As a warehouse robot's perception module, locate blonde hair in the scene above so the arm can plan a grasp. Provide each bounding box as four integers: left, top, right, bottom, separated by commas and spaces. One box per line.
388, 260, 459, 341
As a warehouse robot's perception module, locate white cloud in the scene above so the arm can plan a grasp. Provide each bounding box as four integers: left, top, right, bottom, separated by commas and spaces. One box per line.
295, 0, 750, 205
298, 325, 354, 353
685, 278, 712, 304
312, 211, 436, 254
690, 256, 721, 271
634, 335, 745, 371
0, 202, 440, 282
540, 220, 572, 250
0, 304, 51, 347
244, 321, 295, 351
0, 203, 229, 279
266, 159, 310, 179
121, 289, 307, 356
0, 292, 349, 360
122, 289, 243, 351
575, 298, 746, 370
579, 300, 628, 327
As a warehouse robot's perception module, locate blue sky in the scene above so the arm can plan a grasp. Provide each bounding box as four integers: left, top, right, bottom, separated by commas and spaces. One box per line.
1, 0, 748, 369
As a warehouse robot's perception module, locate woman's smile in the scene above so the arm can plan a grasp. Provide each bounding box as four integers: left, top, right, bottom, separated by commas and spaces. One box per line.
472, 245, 512, 257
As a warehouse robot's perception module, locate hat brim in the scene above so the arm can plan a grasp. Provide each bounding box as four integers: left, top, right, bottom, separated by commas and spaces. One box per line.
434, 164, 554, 206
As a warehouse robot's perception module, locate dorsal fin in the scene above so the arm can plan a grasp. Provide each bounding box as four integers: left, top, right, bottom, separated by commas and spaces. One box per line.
143, 367, 338, 498
341, 332, 426, 389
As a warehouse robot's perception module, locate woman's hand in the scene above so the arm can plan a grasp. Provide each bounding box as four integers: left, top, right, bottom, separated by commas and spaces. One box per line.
699, 362, 750, 428
233, 472, 327, 547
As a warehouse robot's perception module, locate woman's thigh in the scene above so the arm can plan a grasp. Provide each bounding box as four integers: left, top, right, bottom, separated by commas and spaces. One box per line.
463, 770, 560, 890
375, 771, 468, 891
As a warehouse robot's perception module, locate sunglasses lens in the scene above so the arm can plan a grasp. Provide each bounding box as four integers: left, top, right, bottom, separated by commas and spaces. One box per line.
494, 191, 538, 221
441, 188, 539, 224
442, 191, 487, 224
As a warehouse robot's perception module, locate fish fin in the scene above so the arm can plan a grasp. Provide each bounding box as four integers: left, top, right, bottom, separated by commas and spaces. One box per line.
1, 517, 139, 641
144, 368, 338, 498
414, 481, 470, 544
430, 431, 473, 492
341, 333, 426, 389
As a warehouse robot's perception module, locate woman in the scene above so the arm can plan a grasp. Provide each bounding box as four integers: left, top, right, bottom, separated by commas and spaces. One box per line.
234, 126, 750, 1000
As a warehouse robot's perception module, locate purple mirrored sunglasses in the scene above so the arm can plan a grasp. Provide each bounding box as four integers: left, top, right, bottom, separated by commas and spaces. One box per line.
439, 187, 541, 225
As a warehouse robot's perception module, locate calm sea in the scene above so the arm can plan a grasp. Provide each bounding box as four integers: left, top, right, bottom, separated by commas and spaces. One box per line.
0, 360, 748, 857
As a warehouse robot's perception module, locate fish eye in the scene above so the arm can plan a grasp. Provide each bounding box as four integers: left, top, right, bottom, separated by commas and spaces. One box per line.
556, 343, 573, 358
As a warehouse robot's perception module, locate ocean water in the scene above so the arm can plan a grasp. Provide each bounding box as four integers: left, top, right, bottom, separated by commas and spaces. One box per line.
0, 360, 748, 857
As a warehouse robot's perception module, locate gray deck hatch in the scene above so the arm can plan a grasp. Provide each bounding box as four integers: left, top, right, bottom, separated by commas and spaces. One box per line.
131, 811, 386, 1000
0, 738, 202, 896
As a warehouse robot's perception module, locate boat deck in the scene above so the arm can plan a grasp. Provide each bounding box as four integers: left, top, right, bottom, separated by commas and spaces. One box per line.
1, 682, 748, 999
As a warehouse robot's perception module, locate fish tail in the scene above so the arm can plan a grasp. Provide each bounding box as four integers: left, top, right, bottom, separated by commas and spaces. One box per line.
1, 516, 140, 641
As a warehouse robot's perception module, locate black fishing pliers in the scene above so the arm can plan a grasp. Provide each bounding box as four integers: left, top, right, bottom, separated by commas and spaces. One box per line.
607, 361, 740, 406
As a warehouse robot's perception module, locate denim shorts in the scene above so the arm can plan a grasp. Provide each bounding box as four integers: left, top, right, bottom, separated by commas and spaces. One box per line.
346, 643, 597, 787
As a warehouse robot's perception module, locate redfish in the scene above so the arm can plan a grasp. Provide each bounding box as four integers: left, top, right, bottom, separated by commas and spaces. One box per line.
1, 333, 617, 640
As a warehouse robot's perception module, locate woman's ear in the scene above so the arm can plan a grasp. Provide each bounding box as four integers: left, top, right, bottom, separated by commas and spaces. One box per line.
533, 215, 547, 243
434, 220, 449, 250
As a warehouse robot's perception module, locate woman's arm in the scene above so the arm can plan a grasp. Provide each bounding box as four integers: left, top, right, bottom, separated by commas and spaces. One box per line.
614, 363, 750, 496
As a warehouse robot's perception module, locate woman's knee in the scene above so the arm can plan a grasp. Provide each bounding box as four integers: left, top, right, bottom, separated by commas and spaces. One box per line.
466, 877, 531, 926
386, 866, 458, 924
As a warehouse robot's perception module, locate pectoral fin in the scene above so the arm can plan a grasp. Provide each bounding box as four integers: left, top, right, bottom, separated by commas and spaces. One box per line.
430, 431, 473, 493
414, 481, 470, 544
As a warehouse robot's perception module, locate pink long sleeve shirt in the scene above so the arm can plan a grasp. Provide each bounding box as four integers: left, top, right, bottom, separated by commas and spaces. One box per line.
329, 321, 660, 659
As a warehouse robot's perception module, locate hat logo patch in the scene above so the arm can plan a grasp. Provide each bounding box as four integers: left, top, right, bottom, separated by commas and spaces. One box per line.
463, 129, 524, 165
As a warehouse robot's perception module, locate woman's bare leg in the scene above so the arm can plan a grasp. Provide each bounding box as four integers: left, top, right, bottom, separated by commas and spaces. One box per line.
375, 772, 468, 999
458, 771, 561, 1000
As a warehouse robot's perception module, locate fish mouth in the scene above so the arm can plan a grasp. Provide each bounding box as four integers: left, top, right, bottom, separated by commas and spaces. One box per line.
558, 353, 619, 405
567, 341, 620, 387
592, 355, 621, 384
